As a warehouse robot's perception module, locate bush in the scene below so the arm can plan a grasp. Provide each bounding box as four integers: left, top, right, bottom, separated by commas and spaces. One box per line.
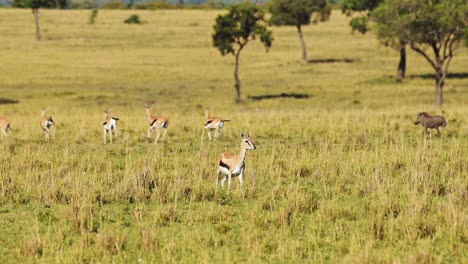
101, 1, 126, 9
88, 9, 98, 24
124, 14, 142, 24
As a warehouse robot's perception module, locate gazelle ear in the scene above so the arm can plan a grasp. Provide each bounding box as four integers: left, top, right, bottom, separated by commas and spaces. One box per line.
248, 131, 253, 139
240, 132, 244, 139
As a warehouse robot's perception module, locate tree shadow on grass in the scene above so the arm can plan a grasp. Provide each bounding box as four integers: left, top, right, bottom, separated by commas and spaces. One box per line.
248, 93, 310, 101
307, 58, 356, 64
407, 72, 468, 79
0, 99, 19, 105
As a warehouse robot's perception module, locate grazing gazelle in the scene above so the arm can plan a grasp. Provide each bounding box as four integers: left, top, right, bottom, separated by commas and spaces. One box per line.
103, 110, 119, 144
216, 132, 256, 192
202, 108, 230, 141
145, 104, 169, 144
40, 108, 55, 139
0, 116, 11, 138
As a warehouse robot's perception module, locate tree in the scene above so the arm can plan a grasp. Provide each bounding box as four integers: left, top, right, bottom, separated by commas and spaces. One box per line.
372, 0, 468, 107
342, 0, 410, 80
269, 0, 331, 64
13, 0, 69, 41
212, 3, 273, 103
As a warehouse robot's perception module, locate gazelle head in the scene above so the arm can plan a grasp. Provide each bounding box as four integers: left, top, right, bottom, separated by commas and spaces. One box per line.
241, 132, 256, 150
41, 107, 49, 117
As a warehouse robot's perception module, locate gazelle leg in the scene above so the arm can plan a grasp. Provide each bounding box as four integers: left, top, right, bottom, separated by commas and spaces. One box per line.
216, 168, 221, 186
2, 128, 8, 137
214, 128, 220, 141
103, 129, 107, 144
227, 171, 232, 193
201, 129, 205, 141
114, 127, 118, 139
238, 170, 244, 188
154, 128, 160, 144
207, 129, 212, 141
109, 129, 113, 144
220, 175, 227, 188
160, 127, 168, 141
436, 127, 440, 135
147, 127, 153, 139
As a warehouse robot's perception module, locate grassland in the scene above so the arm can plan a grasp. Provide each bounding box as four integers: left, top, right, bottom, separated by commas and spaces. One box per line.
0, 8, 467, 263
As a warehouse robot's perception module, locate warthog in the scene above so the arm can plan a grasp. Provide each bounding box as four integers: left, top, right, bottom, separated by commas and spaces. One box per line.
414, 112, 447, 134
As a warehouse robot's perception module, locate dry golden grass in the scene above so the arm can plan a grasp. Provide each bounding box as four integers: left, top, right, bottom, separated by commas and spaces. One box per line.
0, 8, 467, 263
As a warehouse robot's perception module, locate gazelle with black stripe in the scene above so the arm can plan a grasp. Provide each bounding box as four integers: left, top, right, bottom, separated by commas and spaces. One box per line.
40, 107, 55, 139
103, 109, 119, 144
145, 104, 169, 144
203, 108, 230, 141
216, 132, 256, 192
0, 116, 11, 138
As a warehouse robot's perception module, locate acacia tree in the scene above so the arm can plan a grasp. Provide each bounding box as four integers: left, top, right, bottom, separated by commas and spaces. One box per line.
342, 0, 409, 80
269, 0, 331, 64
13, 0, 68, 41
212, 3, 273, 103
373, 0, 468, 107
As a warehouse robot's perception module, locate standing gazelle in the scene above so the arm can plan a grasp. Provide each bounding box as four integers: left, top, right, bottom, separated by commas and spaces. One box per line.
103, 110, 119, 144
0, 116, 11, 138
203, 108, 230, 141
216, 132, 256, 192
145, 104, 169, 144
40, 108, 55, 139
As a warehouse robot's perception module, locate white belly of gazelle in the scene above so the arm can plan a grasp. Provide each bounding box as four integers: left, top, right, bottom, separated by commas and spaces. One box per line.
220, 162, 244, 176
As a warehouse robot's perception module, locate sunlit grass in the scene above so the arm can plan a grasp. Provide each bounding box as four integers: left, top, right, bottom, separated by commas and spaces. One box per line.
0, 9, 467, 263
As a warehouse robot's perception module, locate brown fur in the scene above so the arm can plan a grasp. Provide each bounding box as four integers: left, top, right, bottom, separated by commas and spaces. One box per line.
40, 108, 54, 139
0, 116, 11, 137
145, 104, 169, 144
414, 112, 447, 134
203, 109, 230, 141
216, 132, 256, 191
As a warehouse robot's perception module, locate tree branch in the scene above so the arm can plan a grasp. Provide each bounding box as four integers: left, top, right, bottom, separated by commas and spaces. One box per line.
410, 42, 438, 71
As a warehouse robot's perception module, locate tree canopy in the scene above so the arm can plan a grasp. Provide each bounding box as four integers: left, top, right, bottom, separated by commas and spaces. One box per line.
341, 0, 383, 33
213, 3, 272, 56
12, 0, 69, 8
269, 0, 331, 27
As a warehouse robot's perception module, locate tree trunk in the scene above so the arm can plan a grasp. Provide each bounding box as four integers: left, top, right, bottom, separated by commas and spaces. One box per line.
396, 44, 406, 80
234, 51, 242, 103
33, 8, 41, 41
435, 68, 445, 107
297, 25, 308, 64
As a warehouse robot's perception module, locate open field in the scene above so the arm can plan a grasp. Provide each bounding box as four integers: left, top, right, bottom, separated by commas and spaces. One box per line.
0, 8, 467, 262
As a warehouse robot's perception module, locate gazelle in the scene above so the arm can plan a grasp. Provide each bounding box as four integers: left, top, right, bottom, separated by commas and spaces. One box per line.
145, 104, 169, 144
216, 132, 256, 192
203, 108, 230, 141
40, 108, 55, 139
0, 116, 11, 138
103, 110, 119, 144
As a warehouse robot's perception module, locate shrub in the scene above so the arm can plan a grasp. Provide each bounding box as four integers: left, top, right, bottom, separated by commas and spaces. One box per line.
124, 14, 142, 24
88, 9, 98, 24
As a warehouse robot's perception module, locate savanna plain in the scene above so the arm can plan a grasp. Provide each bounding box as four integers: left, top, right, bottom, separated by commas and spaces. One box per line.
0, 8, 467, 263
